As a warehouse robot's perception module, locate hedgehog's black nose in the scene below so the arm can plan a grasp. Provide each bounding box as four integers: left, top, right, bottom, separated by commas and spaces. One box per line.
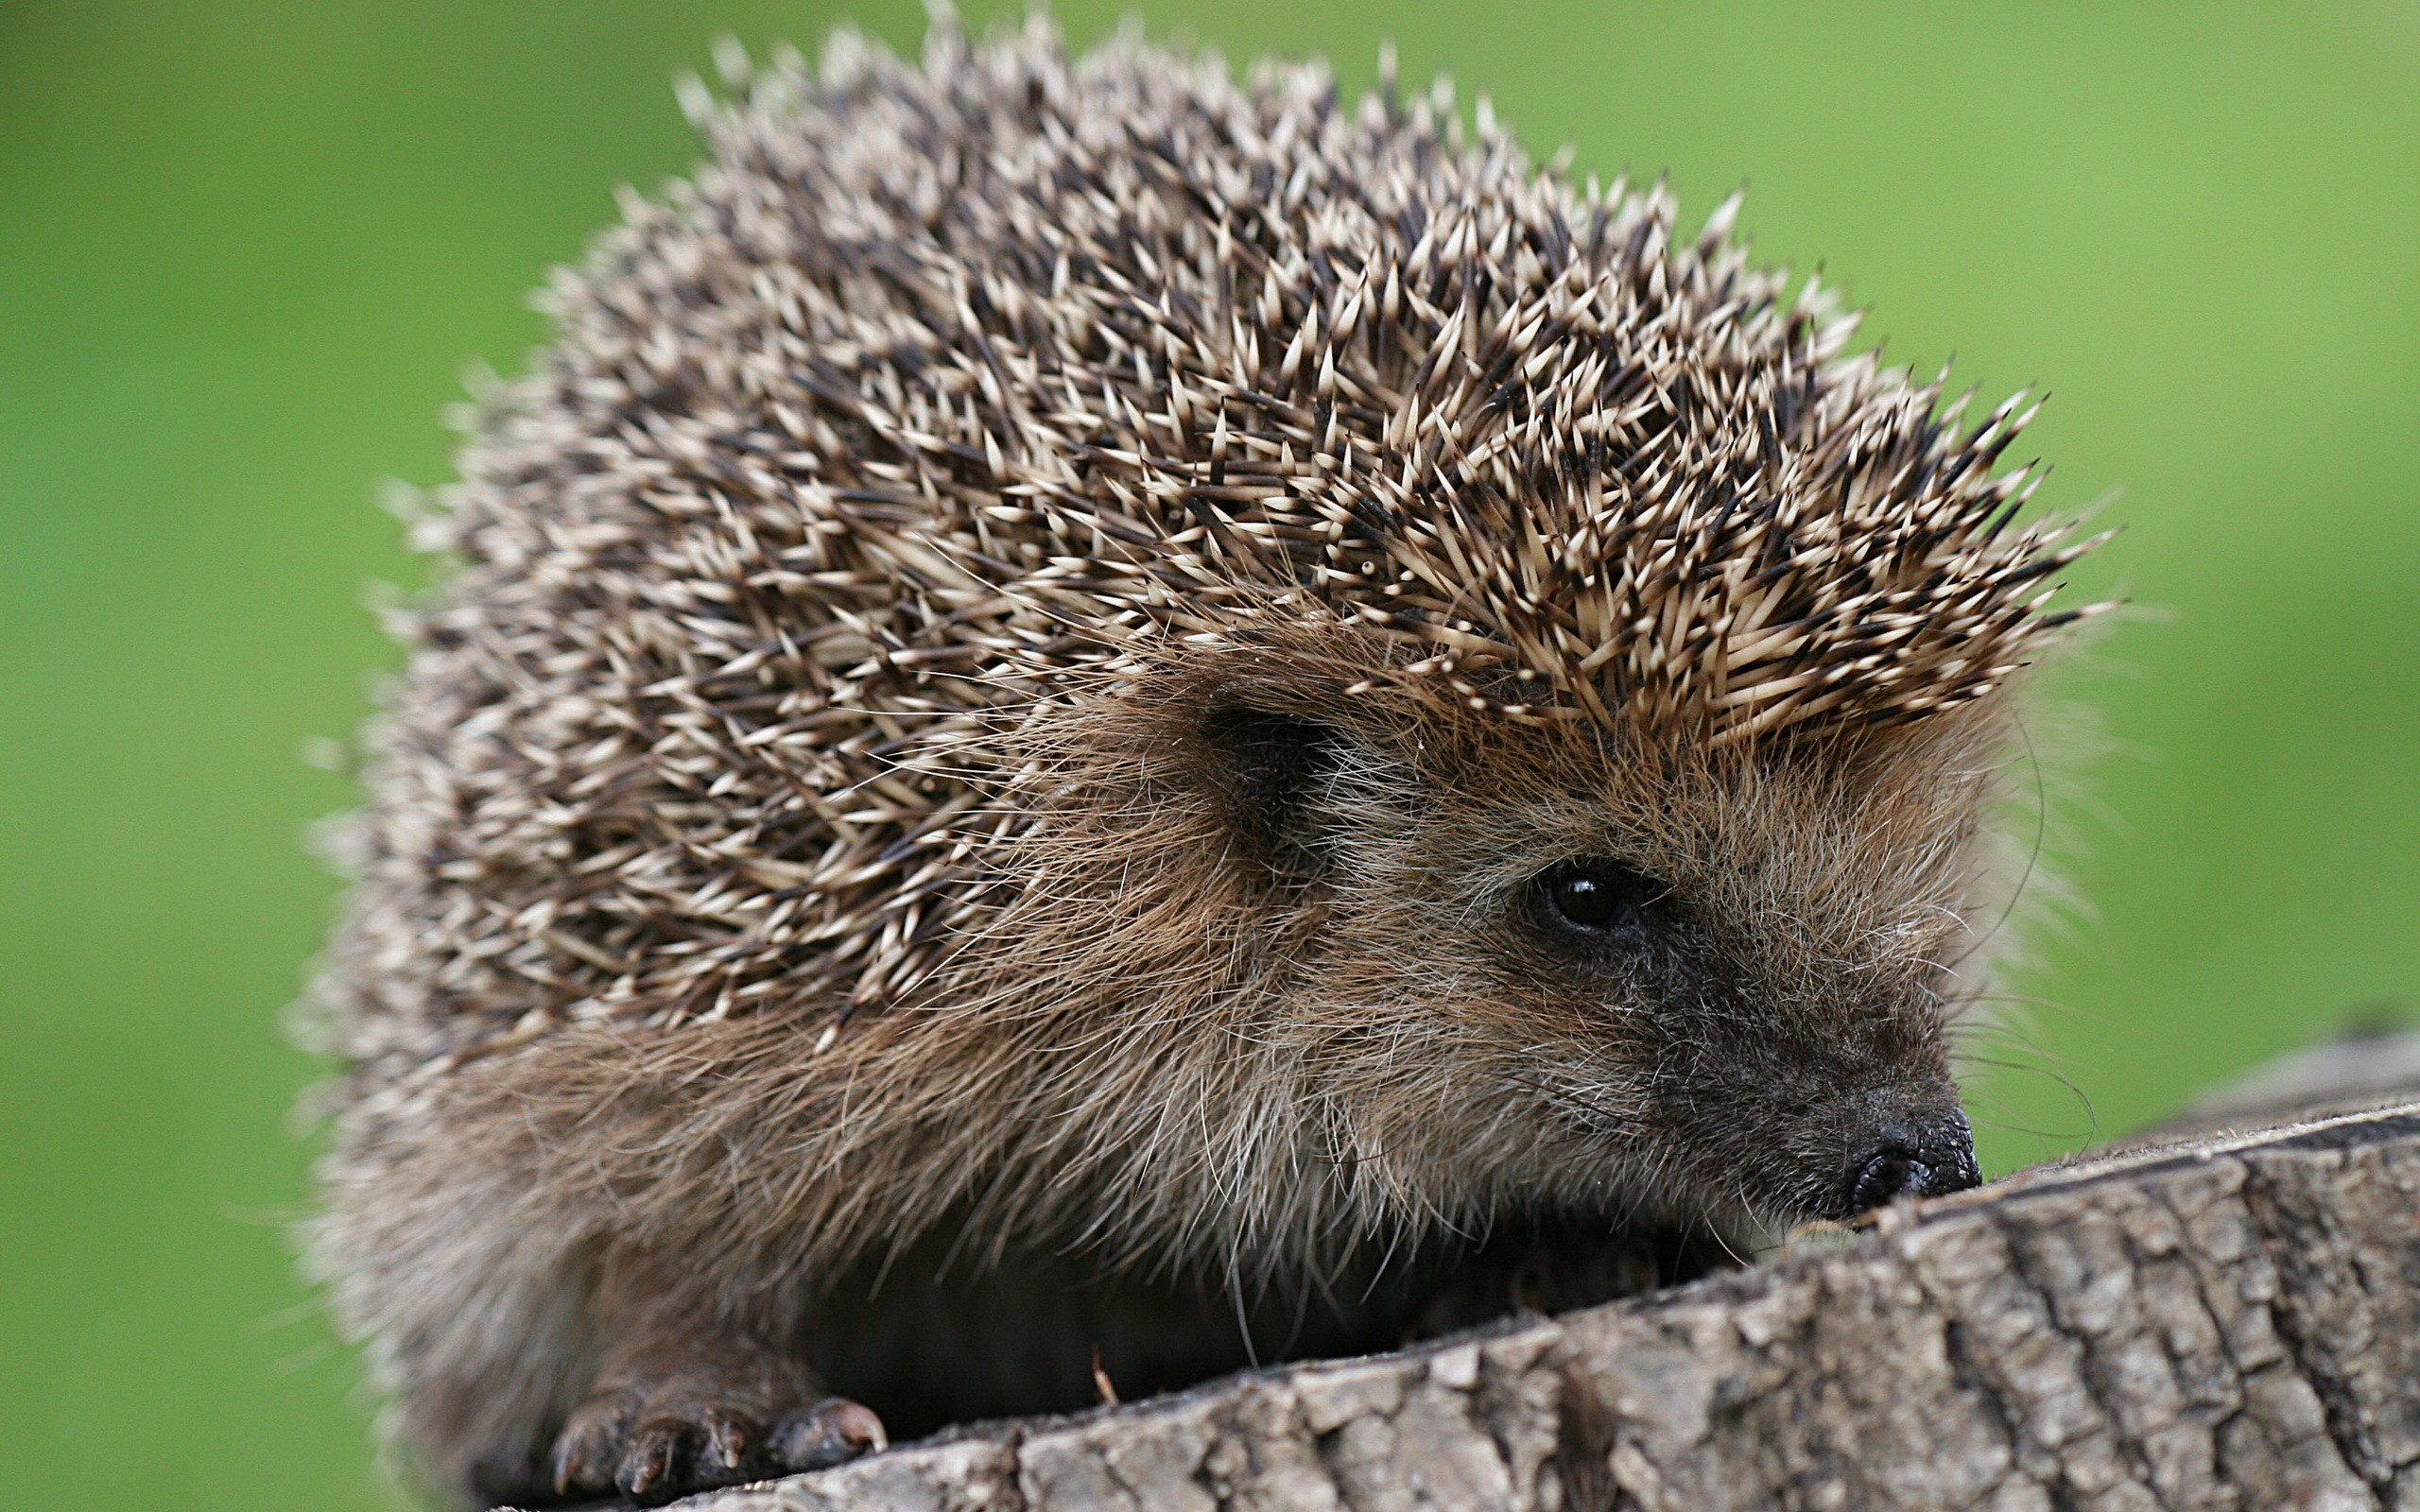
1841, 1109, 1981, 1212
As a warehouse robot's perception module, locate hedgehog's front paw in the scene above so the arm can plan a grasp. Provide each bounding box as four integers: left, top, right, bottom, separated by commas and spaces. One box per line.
551, 1348, 885, 1505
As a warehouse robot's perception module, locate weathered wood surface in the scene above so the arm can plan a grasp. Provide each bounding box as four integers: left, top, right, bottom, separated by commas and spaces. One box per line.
647, 1099, 2420, 1512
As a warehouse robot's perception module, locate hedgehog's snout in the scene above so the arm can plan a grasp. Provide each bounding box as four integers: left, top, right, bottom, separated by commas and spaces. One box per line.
1837, 1107, 1981, 1216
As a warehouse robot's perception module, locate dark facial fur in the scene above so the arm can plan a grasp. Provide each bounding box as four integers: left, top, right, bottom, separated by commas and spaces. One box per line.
949, 646, 1994, 1275
305, 20, 2084, 1507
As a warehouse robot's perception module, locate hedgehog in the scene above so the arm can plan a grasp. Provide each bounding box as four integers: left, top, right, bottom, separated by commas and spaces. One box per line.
308, 16, 2106, 1509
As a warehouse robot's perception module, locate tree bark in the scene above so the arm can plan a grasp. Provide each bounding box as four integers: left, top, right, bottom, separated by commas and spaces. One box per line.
648, 1094, 2420, 1512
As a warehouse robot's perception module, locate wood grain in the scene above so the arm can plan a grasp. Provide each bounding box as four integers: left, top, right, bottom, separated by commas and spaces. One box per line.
591, 1100, 2420, 1512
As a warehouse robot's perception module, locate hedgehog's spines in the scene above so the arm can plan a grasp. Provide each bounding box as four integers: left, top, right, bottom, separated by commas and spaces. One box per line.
347, 21, 2102, 1057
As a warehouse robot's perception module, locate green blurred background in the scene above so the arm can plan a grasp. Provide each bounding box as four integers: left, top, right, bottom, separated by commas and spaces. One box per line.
2, 0, 2414, 1505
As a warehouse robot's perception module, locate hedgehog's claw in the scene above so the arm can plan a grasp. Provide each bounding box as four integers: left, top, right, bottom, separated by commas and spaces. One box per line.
551, 1365, 884, 1504
771, 1399, 890, 1470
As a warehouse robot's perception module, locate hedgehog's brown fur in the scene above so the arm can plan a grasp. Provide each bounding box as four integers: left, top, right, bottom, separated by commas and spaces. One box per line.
311, 17, 2101, 1508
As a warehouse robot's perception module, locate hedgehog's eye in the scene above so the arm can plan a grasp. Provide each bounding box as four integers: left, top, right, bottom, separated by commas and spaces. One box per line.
1534, 859, 1661, 936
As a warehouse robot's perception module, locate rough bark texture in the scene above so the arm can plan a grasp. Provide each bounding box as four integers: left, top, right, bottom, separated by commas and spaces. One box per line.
609, 1094, 2420, 1512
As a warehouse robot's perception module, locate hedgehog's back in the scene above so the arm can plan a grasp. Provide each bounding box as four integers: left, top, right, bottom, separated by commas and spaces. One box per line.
321, 19, 2085, 1080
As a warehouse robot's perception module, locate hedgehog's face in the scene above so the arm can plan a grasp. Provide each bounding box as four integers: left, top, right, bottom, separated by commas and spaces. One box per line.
1186, 679, 1993, 1233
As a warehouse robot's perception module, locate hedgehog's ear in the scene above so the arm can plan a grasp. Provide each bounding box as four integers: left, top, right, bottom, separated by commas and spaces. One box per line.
1198, 703, 1342, 884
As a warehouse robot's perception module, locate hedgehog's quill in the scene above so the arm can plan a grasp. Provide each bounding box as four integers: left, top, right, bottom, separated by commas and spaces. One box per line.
308, 18, 2103, 1507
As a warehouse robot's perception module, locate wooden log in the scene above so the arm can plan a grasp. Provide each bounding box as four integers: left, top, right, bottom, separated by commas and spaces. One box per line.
617, 1095, 2420, 1512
